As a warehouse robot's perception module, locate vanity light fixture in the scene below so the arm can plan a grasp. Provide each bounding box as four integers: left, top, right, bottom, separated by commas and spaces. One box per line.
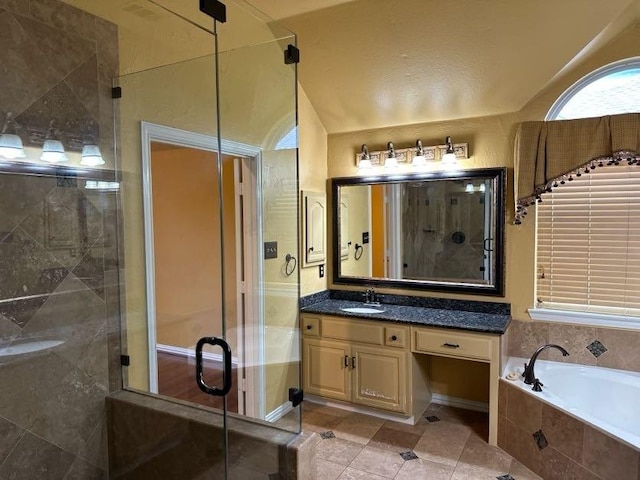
465, 182, 475, 193
441, 136, 457, 167
412, 139, 428, 167
40, 120, 68, 163
80, 121, 104, 167
0, 112, 26, 160
479, 183, 486, 193
357, 144, 372, 170
384, 141, 398, 169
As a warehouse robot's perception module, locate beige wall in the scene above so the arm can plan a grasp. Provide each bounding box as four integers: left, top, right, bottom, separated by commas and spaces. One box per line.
299, 87, 330, 296
339, 185, 372, 277
325, 21, 640, 402
117, 32, 301, 417
151, 145, 223, 348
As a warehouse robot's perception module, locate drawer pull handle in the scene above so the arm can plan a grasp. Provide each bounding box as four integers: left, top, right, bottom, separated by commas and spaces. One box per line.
443, 343, 460, 348
344, 355, 349, 367
391, 335, 397, 341
306, 325, 312, 330
351, 356, 356, 369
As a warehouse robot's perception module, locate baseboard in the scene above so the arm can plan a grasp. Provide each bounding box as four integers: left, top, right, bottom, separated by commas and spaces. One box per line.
305, 395, 416, 424
265, 401, 294, 423
157, 343, 239, 365
430, 393, 489, 413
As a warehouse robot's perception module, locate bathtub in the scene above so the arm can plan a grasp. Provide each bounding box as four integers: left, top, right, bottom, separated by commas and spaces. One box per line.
503, 357, 640, 450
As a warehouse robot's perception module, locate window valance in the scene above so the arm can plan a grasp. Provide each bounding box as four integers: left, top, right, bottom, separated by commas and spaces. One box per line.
514, 113, 640, 223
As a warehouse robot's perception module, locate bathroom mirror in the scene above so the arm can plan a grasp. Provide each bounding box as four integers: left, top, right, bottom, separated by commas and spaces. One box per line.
332, 167, 506, 296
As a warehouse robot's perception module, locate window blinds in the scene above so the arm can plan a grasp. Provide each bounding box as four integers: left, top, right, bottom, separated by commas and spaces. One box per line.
536, 164, 640, 317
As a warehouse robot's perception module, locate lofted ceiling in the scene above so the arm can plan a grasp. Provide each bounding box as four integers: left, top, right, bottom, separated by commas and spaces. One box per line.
63, 0, 640, 134
278, 0, 640, 133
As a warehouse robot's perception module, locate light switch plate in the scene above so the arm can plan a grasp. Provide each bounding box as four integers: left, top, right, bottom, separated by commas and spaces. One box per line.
264, 241, 278, 259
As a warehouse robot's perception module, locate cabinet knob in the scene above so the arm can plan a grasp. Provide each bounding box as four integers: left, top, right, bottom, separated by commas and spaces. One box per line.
306, 325, 312, 330
391, 335, 397, 341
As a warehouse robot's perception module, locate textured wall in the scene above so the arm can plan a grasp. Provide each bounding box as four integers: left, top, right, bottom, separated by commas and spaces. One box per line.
0, 0, 118, 477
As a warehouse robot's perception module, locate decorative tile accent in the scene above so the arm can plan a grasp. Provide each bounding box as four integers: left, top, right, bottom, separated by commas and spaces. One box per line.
399, 451, 418, 461
496, 475, 515, 480
533, 430, 548, 450
320, 431, 336, 439
586, 340, 607, 358
425, 415, 440, 423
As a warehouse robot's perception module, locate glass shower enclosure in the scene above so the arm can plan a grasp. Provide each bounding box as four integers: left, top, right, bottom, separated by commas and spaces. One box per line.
114, 0, 301, 477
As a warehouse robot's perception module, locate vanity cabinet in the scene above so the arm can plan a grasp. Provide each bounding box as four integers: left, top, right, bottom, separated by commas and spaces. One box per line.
301, 311, 503, 444
301, 314, 410, 414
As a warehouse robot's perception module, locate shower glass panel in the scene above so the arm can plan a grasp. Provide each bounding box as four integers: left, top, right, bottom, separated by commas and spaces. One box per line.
114, 0, 300, 478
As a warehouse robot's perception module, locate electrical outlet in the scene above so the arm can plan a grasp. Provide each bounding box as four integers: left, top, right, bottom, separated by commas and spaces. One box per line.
264, 241, 278, 259
362, 231, 369, 244
319, 264, 324, 278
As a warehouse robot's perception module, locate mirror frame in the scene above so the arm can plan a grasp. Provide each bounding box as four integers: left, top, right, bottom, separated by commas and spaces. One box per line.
331, 167, 506, 296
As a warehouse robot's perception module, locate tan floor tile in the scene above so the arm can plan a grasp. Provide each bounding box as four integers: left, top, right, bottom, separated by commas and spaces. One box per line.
333, 413, 385, 444
313, 458, 346, 480
336, 467, 388, 480
457, 435, 512, 472
451, 463, 510, 479
413, 421, 471, 467
315, 437, 363, 466
366, 426, 421, 453
509, 459, 542, 480
348, 446, 405, 478
303, 411, 345, 433
382, 418, 428, 436
394, 458, 455, 480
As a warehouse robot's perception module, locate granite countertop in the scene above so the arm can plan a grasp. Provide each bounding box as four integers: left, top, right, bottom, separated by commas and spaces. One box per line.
300, 299, 510, 334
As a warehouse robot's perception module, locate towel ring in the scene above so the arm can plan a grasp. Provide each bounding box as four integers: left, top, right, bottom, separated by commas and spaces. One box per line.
285, 253, 297, 276
354, 243, 363, 260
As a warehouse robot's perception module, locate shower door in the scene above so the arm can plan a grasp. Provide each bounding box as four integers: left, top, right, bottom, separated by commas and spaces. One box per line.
114, 0, 300, 478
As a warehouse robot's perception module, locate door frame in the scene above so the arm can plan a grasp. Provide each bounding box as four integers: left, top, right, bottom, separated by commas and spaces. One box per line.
140, 121, 264, 416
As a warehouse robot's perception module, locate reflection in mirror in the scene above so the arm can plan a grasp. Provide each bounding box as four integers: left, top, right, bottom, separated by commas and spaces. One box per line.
332, 168, 505, 296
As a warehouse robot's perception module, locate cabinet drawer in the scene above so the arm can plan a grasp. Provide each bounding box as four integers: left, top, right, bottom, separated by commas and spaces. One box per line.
322, 317, 384, 345
384, 326, 408, 349
412, 328, 491, 360
302, 316, 320, 337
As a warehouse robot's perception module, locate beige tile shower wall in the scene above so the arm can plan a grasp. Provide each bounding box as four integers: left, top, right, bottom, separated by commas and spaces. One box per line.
0, 1, 118, 477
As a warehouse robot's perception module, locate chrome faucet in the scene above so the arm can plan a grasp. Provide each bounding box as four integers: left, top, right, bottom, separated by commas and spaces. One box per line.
522, 344, 569, 391
362, 287, 380, 305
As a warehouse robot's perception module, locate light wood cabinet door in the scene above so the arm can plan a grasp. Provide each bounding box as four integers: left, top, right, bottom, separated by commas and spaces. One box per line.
351, 345, 407, 413
303, 338, 351, 401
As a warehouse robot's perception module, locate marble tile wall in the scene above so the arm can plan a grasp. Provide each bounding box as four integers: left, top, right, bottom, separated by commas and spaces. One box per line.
0, 1, 119, 478
498, 379, 640, 480
507, 319, 640, 373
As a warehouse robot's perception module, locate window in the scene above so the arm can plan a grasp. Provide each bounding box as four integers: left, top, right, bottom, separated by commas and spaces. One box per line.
532, 58, 640, 328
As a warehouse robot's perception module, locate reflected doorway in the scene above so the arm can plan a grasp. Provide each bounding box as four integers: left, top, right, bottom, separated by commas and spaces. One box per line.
142, 122, 263, 417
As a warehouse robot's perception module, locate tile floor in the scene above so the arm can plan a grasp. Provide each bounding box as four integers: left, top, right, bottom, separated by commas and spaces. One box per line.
303, 402, 541, 480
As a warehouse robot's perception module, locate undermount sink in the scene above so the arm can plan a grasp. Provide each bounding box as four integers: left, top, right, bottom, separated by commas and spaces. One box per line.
340, 307, 385, 314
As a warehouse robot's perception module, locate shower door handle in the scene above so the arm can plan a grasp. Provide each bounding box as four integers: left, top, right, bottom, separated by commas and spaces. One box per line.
195, 337, 232, 396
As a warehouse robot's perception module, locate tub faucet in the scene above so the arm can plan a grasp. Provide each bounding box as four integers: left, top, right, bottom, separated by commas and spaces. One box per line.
522, 344, 569, 391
